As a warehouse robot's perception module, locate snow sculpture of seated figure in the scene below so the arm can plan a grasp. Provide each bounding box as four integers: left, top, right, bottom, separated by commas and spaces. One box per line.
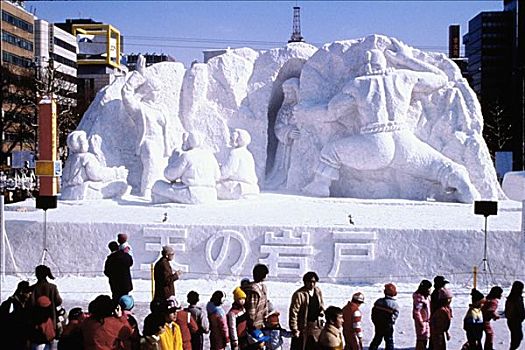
303, 38, 480, 203
265, 77, 300, 190
61, 131, 129, 200
151, 132, 220, 204
217, 128, 260, 200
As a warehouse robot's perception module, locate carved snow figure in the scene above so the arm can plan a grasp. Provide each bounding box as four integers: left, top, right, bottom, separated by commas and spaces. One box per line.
89, 134, 106, 166
265, 78, 301, 190
302, 38, 481, 203
121, 55, 171, 199
217, 128, 259, 199
151, 132, 220, 204
61, 131, 129, 200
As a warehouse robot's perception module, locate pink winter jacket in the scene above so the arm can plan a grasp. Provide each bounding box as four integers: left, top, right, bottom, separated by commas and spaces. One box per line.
207, 302, 229, 350
412, 292, 430, 339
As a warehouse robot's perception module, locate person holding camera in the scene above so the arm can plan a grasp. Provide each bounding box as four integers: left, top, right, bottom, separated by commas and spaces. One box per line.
289, 271, 325, 350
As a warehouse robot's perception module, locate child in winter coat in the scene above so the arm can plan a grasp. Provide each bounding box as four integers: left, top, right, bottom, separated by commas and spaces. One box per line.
0, 280, 32, 349
412, 280, 431, 350
342, 292, 365, 350
174, 297, 198, 350
227, 287, 248, 350
430, 288, 453, 350
141, 312, 166, 350
207, 290, 230, 350
481, 286, 503, 350
319, 306, 344, 350
463, 289, 485, 350
185, 291, 209, 350
262, 303, 292, 350
119, 295, 141, 349
505, 280, 525, 350
57, 307, 88, 350
369, 283, 400, 350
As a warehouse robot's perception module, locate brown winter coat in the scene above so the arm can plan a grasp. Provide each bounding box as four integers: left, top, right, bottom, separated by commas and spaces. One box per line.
289, 286, 325, 334
153, 256, 179, 301
31, 280, 63, 325
319, 324, 343, 350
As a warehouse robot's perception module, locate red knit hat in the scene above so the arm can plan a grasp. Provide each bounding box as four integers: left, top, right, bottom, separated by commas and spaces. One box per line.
384, 283, 397, 297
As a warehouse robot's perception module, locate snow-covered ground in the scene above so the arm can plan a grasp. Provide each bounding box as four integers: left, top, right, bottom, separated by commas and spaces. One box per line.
0, 275, 517, 349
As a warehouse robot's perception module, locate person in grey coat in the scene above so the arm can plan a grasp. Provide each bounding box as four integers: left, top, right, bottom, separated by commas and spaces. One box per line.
369, 283, 400, 350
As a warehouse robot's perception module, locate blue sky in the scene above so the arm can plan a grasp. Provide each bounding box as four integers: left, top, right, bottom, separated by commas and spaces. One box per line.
25, 1, 503, 67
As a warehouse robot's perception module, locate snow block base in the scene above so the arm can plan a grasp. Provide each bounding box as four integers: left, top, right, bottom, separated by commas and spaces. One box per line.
2, 194, 522, 283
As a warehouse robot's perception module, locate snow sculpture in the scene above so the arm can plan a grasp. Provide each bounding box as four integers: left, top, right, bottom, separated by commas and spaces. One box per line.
301, 39, 480, 203
288, 35, 502, 202
89, 134, 106, 166
61, 131, 129, 200
121, 55, 173, 199
265, 78, 300, 190
502, 171, 525, 201
151, 132, 221, 204
217, 128, 259, 199
72, 35, 502, 203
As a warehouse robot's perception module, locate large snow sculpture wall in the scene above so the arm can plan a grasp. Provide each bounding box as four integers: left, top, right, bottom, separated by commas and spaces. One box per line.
73, 35, 502, 202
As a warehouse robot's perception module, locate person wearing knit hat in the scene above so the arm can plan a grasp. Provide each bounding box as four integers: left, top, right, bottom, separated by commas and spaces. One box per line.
369, 283, 400, 350
463, 289, 485, 350
1, 280, 33, 349
153, 245, 182, 302
431, 275, 450, 315
104, 236, 134, 302
413, 280, 432, 350
227, 287, 247, 350
117, 232, 128, 245
481, 286, 504, 350
384, 283, 397, 297
119, 295, 135, 311
343, 292, 365, 350
429, 285, 453, 350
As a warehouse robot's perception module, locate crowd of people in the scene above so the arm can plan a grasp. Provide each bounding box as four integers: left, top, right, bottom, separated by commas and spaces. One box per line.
1, 235, 524, 350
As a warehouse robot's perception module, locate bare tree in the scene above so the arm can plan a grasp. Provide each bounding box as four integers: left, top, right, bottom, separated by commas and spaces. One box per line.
1, 62, 81, 164
1, 65, 37, 163
483, 100, 512, 158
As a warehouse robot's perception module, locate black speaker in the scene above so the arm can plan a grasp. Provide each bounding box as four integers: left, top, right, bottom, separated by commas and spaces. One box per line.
474, 201, 498, 217
36, 195, 57, 210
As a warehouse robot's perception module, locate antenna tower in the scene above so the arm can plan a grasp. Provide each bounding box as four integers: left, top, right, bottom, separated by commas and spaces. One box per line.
288, 6, 304, 43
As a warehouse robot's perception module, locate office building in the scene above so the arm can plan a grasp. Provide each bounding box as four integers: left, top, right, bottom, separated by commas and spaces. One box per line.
34, 18, 78, 106
463, 0, 524, 169
125, 52, 176, 71
1, 0, 35, 157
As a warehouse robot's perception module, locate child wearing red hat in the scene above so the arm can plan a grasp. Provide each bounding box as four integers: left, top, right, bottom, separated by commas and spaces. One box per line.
369, 283, 400, 350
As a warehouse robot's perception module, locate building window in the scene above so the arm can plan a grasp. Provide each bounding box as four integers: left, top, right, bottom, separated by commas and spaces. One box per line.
51, 53, 77, 68
1, 30, 33, 51
53, 36, 76, 53
1, 10, 33, 33
2, 50, 32, 68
